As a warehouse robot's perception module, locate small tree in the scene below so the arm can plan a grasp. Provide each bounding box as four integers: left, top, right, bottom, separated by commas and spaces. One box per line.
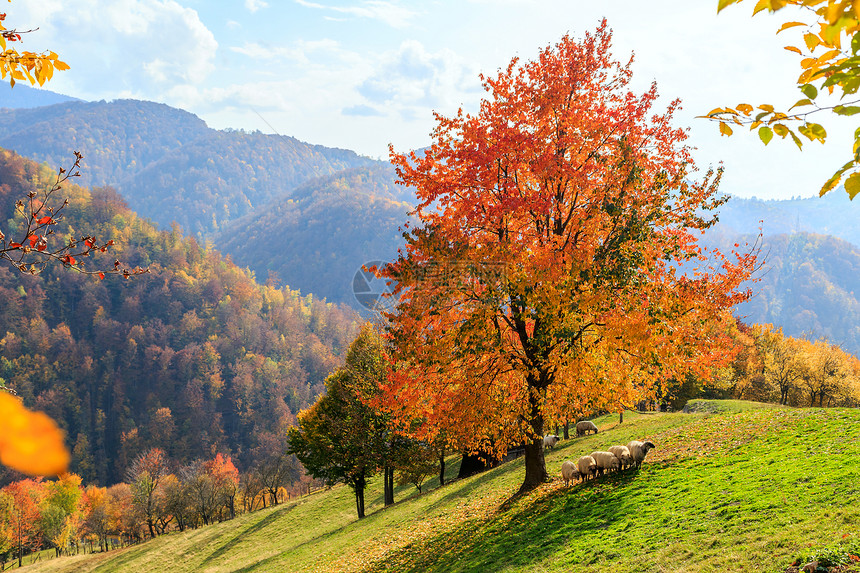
126, 448, 168, 539
288, 325, 391, 519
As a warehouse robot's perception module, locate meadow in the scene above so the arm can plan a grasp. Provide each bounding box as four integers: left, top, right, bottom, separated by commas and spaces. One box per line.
20, 400, 860, 573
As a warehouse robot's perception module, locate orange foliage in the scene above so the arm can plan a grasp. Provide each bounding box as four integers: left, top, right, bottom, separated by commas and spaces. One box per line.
0, 391, 69, 476
380, 22, 756, 490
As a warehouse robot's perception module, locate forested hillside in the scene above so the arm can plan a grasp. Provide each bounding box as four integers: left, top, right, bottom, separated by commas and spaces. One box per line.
716, 190, 860, 246
0, 100, 382, 236
215, 164, 412, 305
709, 230, 860, 353
0, 148, 361, 485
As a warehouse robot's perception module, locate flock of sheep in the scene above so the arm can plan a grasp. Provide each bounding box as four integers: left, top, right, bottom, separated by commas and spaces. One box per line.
543, 420, 657, 486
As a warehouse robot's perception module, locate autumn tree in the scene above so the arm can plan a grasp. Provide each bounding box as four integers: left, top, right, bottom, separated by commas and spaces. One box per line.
250, 431, 297, 507
380, 23, 756, 493
126, 448, 168, 539
711, 0, 860, 196
288, 325, 394, 519
38, 472, 83, 557
206, 454, 239, 520
755, 325, 804, 404
2, 478, 43, 568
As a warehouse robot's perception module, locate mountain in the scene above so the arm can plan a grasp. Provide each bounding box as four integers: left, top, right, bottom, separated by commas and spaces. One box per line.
215, 164, 413, 306
716, 190, 860, 246
703, 228, 860, 354
0, 148, 360, 485
0, 99, 382, 237
0, 99, 211, 187
0, 83, 81, 109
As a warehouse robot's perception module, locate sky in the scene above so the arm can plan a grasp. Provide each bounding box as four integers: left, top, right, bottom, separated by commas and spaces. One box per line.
6, 0, 859, 201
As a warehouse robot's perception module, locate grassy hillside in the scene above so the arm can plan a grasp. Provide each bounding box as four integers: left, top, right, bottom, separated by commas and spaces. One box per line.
21, 402, 860, 572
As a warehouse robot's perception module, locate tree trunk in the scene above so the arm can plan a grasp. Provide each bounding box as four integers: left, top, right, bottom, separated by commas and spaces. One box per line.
520, 435, 548, 493
438, 450, 446, 486
353, 474, 366, 519
519, 384, 548, 493
563, 421, 569, 440
383, 465, 394, 506
619, 410, 624, 424
147, 518, 156, 539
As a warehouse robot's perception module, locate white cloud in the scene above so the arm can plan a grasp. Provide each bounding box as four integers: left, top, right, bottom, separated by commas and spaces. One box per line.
356, 40, 481, 118
245, 0, 269, 13
16, 0, 217, 100
230, 39, 341, 63
294, 0, 419, 29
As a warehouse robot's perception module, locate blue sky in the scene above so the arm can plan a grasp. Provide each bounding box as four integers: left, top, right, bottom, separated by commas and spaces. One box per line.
7, 0, 859, 201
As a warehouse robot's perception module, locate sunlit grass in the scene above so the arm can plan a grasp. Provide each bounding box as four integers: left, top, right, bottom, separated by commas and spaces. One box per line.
21, 400, 860, 573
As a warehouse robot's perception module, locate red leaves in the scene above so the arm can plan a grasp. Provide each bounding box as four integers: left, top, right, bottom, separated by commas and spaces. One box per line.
8, 242, 21, 248
36, 215, 54, 225
60, 255, 77, 266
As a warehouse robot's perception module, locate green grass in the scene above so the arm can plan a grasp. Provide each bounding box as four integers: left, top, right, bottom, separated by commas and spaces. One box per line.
20, 400, 860, 573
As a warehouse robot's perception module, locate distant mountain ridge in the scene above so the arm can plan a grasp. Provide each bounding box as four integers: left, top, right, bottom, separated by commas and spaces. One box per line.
716, 190, 860, 246
0, 98, 383, 236
0, 83, 81, 109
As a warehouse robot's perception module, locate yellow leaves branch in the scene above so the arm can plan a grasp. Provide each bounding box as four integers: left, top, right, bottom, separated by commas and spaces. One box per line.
714, 0, 860, 196
1, 5, 69, 88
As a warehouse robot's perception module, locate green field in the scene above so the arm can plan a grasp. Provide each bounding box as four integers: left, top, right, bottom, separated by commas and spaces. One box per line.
21, 401, 860, 572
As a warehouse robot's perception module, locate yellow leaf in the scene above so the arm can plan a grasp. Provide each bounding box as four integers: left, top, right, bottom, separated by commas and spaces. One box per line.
0, 392, 70, 476
804, 32, 821, 51
777, 21, 808, 33
737, 103, 754, 114
845, 172, 860, 199
717, 0, 741, 12
784, 45, 804, 55
719, 121, 734, 136
854, 0, 860, 20
758, 104, 775, 113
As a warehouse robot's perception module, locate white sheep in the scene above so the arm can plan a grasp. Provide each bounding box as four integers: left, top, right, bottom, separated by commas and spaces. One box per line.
590, 450, 620, 477
627, 440, 656, 469
543, 434, 560, 450
607, 445, 633, 470
576, 455, 597, 481
575, 420, 598, 437
560, 460, 580, 486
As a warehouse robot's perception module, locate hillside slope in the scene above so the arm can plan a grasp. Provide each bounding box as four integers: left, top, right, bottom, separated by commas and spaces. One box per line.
215, 164, 412, 305
20, 402, 860, 573
0, 148, 360, 485
705, 230, 860, 354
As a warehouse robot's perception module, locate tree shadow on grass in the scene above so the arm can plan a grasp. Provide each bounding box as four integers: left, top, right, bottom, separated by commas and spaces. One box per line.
199, 503, 299, 568
358, 466, 652, 573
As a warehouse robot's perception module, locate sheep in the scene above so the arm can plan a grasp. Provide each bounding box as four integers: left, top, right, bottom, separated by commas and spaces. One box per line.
590, 450, 620, 477
607, 445, 633, 470
576, 455, 597, 482
560, 460, 580, 486
575, 420, 598, 437
543, 434, 560, 450
627, 440, 656, 469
